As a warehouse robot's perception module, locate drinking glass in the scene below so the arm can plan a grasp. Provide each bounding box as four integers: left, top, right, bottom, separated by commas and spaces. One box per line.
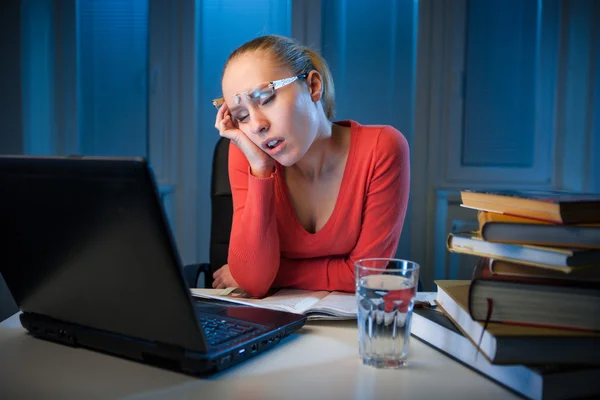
355, 258, 420, 368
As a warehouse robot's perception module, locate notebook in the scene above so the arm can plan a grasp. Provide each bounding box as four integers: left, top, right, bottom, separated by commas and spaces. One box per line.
0, 155, 306, 375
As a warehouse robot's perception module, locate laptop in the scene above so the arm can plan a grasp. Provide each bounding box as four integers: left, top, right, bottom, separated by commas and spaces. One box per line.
0, 155, 306, 375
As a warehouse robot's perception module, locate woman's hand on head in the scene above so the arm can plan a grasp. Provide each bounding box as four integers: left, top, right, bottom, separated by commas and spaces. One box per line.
215, 103, 274, 178
212, 264, 239, 289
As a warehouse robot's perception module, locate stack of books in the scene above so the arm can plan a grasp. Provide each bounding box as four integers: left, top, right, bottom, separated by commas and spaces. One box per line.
410, 190, 600, 400
448, 189, 600, 333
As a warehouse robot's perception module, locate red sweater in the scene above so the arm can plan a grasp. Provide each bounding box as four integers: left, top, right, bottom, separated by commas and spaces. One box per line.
227, 120, 410, 297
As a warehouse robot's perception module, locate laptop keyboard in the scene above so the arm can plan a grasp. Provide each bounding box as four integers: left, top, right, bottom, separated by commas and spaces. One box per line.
198, 315, 257, 346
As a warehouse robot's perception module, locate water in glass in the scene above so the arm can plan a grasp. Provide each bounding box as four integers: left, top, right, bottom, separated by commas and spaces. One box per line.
357, 274, 416, 368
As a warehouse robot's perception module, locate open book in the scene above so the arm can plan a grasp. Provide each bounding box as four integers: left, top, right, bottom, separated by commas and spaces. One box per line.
191, 288, 437, 321
191, 288, 357, 320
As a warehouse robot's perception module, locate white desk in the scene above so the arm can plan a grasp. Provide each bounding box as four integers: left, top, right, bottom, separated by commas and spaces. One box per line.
0, 313, 519, 399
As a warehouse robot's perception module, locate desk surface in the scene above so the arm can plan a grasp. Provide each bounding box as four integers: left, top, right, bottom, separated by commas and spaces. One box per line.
0, 313, 519, 399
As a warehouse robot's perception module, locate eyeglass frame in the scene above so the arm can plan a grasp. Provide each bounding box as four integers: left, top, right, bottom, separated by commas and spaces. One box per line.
212, 73, 308, 109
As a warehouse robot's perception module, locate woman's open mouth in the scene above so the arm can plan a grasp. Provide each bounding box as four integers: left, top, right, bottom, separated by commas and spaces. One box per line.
262, 138, 285, 156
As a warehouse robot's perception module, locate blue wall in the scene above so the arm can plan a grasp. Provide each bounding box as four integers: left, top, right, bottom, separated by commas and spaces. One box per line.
462, 0, 537, 167
78, 0, 149, 157
322, 0, 418, 259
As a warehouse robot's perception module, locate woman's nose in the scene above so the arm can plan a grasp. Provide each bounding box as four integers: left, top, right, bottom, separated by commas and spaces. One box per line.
249, 112, 270, 135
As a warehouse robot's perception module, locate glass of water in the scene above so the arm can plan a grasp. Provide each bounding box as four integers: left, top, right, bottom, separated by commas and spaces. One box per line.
355, 258, 420, 368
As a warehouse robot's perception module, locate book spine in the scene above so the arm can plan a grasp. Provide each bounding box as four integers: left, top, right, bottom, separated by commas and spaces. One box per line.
471, 258, 599, 288
467, 259, 488, 321
489, 259, 600, 283
467, 276, 600, 331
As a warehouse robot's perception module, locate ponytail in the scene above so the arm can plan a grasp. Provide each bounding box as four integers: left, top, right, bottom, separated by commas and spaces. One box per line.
302, 47, 335, 119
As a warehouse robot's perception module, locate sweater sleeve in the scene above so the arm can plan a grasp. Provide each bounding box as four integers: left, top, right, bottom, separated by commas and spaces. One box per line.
272, 127, 410, 293
226, 143, 280, 297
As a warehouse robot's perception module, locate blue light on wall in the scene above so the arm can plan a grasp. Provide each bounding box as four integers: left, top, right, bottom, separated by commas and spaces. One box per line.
77, 0, 149, 157
461, 0, 539, 167
21, 0, 56, 155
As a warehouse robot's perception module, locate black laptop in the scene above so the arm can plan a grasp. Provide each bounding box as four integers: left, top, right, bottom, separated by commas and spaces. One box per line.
0, 155, 306, 375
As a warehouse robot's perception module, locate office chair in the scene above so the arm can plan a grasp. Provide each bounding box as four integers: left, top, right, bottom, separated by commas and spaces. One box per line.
183, 137, 232, 289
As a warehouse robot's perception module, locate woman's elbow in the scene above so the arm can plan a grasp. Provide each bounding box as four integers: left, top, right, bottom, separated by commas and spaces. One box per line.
229, 260, 278, 298
239, 280, 272, 298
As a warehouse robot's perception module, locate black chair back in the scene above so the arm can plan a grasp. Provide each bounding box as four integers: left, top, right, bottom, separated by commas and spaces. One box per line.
207, 138, 232, 286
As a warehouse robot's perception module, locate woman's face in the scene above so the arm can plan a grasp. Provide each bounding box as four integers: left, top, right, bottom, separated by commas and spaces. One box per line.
221, 51, 320, 166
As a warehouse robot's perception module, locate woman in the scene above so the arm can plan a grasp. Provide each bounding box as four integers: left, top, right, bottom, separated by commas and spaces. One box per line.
212, 35, 410, 297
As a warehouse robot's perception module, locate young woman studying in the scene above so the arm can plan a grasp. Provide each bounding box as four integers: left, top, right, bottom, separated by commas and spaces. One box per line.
211, 35, 410, 297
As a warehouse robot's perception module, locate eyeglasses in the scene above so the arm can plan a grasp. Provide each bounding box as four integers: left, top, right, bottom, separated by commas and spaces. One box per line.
212, 73, 308, 109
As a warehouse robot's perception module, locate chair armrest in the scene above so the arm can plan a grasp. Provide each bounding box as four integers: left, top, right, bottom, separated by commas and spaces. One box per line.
182, 263, 212, 289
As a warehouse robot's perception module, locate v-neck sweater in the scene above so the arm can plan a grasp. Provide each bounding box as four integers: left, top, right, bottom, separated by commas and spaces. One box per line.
226, 120, 410, 297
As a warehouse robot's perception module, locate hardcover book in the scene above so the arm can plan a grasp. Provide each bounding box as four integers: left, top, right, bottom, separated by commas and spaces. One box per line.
411, 306, 600, 400
447, 231, 600, 272
468, 259, 600, 331
477, 211, 600, 249
434, 280, 600, 365
460, 190, 600, 224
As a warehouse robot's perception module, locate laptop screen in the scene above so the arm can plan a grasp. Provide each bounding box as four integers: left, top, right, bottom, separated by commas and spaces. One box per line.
0, 156, 206, 351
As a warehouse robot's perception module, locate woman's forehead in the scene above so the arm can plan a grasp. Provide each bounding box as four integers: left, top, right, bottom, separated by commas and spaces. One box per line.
222, 52, 291, 97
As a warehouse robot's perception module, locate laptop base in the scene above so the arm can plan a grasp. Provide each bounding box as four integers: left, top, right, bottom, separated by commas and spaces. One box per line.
20, 307, 304, 375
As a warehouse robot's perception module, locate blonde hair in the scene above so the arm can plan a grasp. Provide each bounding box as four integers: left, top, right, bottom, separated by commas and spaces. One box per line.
224, 35, 335, 119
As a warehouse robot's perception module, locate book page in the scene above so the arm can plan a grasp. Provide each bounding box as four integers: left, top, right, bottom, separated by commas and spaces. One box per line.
306, 291, 438, 319
415, 292, 437, 307
191, 289, 439, 320
308, 292, 357, 317
255, 289, 328, 314
191, 288, 328, 314
305, 313, 356, 321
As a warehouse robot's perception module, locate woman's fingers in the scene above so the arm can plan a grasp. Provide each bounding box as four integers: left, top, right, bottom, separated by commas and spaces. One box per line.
215, 107, 239, 141
213, 279, 227, 289
214, 102, 228, 128
215, 104, 233, 138
212, 265, 229, 288
212, 274, 223, 288
213, 102, 243, 142
219, 116, 234, 137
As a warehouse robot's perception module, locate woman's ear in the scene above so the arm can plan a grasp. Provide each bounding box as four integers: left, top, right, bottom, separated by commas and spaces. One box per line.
306, 70, 323, 102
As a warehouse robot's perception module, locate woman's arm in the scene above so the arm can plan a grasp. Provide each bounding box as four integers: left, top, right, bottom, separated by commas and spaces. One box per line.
226, 143, 281, 297
272, 127, 410, 292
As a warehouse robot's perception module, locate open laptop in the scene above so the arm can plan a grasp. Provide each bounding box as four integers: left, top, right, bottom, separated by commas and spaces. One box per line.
0, 155, 306, 375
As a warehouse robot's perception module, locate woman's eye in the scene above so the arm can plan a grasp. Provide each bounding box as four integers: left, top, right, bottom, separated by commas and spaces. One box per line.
260, 95, 275, 106
235, 115, 248, 123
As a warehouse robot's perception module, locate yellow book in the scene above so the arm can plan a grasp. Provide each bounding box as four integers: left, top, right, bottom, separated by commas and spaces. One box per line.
460, 190, 600, 224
